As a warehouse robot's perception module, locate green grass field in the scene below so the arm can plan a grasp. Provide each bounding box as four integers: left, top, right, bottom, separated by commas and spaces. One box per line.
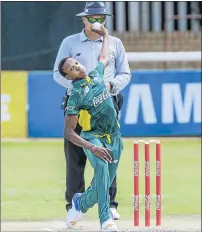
1, 138, 201, 221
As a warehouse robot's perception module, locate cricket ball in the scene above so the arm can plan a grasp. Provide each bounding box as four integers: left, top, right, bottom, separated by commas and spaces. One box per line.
93, 22, 101, 30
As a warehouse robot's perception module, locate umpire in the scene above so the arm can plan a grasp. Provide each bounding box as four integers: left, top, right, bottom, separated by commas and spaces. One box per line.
53, 1, 131, 223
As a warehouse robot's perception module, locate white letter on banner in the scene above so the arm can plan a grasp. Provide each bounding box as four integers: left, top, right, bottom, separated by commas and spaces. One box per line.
125, 84, 157, 124
162, 83, 201, 123
1, 94, 11, 122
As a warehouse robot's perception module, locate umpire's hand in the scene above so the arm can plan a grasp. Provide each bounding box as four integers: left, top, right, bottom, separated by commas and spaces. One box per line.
112, 93, 124, 118
91, 146, 112, 163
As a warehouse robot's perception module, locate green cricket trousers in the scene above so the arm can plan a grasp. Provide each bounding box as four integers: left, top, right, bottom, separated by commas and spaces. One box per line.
79, 131, 123, 225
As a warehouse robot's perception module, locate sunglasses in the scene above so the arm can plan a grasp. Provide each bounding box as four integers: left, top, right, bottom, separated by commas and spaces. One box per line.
86, 17, 106, 24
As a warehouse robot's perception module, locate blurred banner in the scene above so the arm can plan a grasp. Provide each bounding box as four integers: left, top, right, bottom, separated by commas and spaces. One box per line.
1, 72, 27, 138
28, 71, 65, 137
27, 70, 201, 137
120, 70, 201, 136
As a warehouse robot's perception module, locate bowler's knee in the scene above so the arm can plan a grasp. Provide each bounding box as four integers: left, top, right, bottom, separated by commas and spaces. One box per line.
96, 158, 108, 171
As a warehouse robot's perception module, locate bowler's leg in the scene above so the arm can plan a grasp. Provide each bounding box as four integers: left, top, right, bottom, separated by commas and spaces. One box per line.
79, 139, 112, 225
108, 136, 123, 190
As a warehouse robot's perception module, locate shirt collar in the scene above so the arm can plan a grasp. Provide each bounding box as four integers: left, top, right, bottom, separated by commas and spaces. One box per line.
72, 76, 92, 89
80, 29, 103, 42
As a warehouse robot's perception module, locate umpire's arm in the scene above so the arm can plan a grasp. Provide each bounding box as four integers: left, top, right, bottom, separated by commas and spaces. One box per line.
53, 39, 71, 88
108, 39, 131, 95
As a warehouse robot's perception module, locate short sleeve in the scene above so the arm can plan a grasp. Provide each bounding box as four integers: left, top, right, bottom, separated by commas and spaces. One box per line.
89, 62, 104, 78
66, 92, 80, 115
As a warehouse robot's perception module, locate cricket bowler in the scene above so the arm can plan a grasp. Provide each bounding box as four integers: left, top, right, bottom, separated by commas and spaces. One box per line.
58, 25, 123, 231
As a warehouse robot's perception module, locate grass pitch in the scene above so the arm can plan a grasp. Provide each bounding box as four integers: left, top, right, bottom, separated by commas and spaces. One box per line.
1, 138, 201, 220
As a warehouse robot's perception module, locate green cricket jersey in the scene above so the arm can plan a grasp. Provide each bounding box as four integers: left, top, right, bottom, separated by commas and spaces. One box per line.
66, 62, 120, 142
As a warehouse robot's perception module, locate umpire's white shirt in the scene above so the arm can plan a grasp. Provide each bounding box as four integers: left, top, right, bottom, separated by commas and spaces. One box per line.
53, 29, 131, 95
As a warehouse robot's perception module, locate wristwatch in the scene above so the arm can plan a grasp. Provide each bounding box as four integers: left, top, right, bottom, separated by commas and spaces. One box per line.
109, 81, 115, 92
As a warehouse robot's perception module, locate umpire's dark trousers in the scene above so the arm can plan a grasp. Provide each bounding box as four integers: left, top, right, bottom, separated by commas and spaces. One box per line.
64, 122, 118, 211
64, 93, 124, 212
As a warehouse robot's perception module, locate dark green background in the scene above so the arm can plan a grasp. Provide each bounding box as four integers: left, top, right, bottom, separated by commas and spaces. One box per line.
1, 1, 84, 70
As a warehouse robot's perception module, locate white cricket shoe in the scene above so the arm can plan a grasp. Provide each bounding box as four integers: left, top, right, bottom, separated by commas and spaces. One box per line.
66, 193, 84, 228
110, 208, 121, 220
101, 219, 119, 231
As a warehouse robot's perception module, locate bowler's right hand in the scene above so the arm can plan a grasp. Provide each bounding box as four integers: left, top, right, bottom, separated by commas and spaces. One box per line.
91, 145, 112, 163
91, 25, 108, 37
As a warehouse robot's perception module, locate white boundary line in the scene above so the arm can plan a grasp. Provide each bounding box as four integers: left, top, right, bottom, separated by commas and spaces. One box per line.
42, 228, 54, 232
134, 139, 161, 144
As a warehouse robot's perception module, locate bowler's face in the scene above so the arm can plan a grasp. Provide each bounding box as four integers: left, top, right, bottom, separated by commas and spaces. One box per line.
63, 58, 86, 80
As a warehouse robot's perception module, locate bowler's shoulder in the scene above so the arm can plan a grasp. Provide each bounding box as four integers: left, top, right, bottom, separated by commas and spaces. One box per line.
62, 33, 81, 44
68, 88, 81, 100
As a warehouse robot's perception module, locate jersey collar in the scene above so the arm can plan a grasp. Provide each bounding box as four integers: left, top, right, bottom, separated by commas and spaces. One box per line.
80, 29, 103, 42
